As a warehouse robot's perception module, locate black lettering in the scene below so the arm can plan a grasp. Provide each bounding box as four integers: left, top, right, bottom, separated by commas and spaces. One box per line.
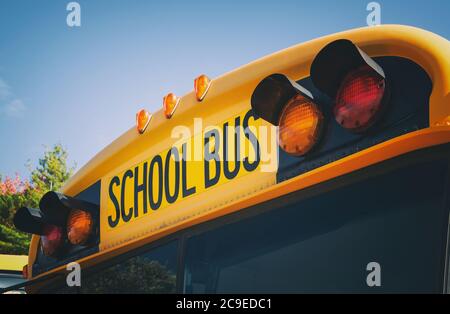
204, 129, 221, 188
182, 143, 196, 197
149, 155, 163, 210
223, 117, 241, 180
164, 147, 180, 204
243, 110, 260, 172
121, 170, 134, 223
108, 176, 121, 228
134, 162, 148, 217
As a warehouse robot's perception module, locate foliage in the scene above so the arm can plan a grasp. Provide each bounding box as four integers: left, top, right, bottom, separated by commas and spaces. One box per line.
0, 174, 39, 227
0, 144, 75, 255
0, 223, 30, 255
30, 144, 75, 193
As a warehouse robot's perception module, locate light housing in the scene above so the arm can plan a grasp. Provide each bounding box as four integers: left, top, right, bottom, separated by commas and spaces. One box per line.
310, 39, 389, 132
251, 74, 325, 156
136, 109, 152, 134
39, 191, 98, 225
13, 207, 46, 235
278, 94, 324, 156
163, 93, 180, 119
194, 74, 211, 101
39, 191, 99, 253
251, 74, 315, 125
13, 192, 99, 260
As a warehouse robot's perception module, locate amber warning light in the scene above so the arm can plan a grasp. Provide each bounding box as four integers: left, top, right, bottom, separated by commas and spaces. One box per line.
251, 74, 325, 156
163, 93, 181, 119
136, 109, 152, 134
279, 94, 324, 156
194, 74, 211, 101
67, 209, 94, 245
13, 192, 99, 258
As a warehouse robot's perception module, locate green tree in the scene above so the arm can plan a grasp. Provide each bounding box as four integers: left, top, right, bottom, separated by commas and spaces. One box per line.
0, 144, 75, 255
30, 144, 75, 192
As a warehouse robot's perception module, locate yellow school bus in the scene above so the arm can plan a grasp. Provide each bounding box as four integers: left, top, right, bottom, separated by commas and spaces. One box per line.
0, 255, 27, 293
8, 24, 450, 294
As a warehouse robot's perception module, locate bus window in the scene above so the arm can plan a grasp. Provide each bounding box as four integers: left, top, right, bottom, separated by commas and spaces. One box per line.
183, 156, 449, 293
79, 240, 178, 294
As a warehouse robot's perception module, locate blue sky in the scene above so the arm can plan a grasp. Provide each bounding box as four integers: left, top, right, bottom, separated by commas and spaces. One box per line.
0, 0, 449, 179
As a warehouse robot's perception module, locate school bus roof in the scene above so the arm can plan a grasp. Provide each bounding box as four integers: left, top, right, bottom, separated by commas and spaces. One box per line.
61, 24, 450, 198
0, 255, 27, 272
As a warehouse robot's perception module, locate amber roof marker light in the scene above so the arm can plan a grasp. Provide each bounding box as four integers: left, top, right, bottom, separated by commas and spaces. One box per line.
310, 39, 390, 132
163, 93, 181, 119
194, 74, 212, 101
136, 109, 152, 134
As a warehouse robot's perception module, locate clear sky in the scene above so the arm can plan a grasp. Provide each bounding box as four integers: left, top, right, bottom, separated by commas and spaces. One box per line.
0, 0, 449, 178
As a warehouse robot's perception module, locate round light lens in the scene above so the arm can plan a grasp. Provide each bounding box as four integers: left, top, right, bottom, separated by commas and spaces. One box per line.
67, 209, 94, 245
334, 65, 386, 132
41, 225, 64, 257
278, 94, 324, 156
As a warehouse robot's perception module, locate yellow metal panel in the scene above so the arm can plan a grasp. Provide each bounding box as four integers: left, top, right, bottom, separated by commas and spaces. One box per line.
0, 255, 27, 272
100, 109, 277, 249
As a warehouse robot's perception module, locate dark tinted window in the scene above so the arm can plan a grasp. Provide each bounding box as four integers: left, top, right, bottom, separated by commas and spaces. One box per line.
184, 159, 449, 293
79, 240, 178, 294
